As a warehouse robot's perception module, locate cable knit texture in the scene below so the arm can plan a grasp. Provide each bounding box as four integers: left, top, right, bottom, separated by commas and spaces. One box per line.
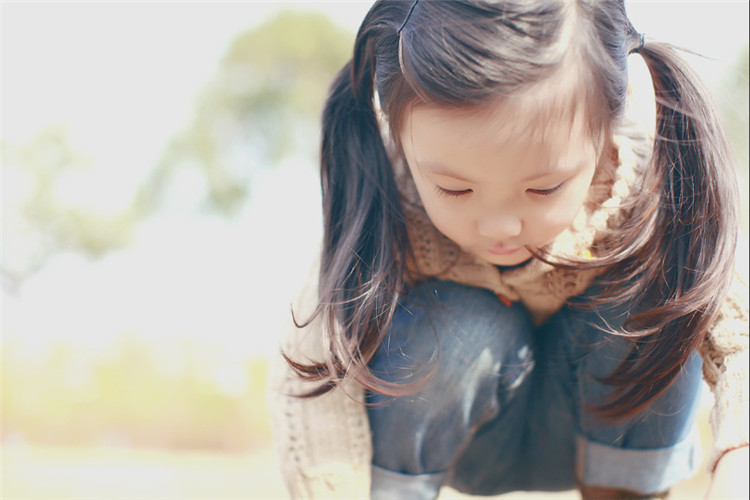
269, 257, 373, 498
268, 56, 749, 497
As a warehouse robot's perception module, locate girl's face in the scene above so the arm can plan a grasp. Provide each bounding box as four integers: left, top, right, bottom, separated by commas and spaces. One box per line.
400, 96, 600, 266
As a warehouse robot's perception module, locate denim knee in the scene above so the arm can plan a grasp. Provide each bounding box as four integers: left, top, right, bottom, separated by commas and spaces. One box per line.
550, 299, 703, 447
546, 296, 704, 494
367, 280, 535, 475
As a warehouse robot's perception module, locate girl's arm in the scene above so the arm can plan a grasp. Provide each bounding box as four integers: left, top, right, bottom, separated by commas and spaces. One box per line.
268, 254, 373, 499
701, 261, 749, 498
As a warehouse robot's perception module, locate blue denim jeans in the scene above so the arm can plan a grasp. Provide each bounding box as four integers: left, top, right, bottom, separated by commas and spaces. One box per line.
366, 279, 703, 499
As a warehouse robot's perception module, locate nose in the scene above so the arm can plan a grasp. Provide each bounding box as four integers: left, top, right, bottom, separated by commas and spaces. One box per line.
477, 213, 523, 240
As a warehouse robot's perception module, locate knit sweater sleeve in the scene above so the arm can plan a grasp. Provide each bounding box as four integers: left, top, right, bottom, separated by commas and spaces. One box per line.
267, 257, 373, 498
700, 262, 750, 471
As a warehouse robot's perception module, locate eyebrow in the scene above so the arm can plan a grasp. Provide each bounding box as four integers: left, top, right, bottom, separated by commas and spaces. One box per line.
417, 162, 476, 183
521, 168, 571, 183
418, 160, 577, 184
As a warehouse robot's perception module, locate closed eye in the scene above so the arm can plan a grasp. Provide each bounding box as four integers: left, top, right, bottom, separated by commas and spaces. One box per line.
527, 182, 564, 197
435, 185, 473, 198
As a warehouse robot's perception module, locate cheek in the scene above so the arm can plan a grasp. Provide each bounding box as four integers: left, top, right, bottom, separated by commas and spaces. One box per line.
531, 185, 591, 238
543, 166, 596, 224
421, 195, 470, 238
546, 198, 584, 226
536, 211, 577, 241
407, 168, 470, 239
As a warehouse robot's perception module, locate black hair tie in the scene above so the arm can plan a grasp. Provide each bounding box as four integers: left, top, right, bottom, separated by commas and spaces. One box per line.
397, 0, 420, 35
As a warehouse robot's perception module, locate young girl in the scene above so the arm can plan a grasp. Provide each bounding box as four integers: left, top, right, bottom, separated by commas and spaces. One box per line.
270, 1, 748, 498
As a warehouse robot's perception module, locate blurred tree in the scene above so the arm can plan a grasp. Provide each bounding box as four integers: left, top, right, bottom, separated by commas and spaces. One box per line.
2, 126, 139, 291
2, 11, 353, 290
137, 10, 353, 216
716, 44, 749, 233
720, 45, 749, 169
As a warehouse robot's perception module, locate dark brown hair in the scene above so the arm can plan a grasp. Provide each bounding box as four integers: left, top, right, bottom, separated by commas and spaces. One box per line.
284, 0, 739, 419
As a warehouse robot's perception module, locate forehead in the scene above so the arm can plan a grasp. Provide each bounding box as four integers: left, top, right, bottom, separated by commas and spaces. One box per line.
402, 86, 598, 161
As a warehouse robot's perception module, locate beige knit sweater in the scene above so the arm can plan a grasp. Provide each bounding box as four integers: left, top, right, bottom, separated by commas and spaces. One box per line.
268, 58, 749, 499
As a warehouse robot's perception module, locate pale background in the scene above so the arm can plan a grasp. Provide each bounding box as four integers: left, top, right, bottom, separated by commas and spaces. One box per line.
2, 1, 748, 499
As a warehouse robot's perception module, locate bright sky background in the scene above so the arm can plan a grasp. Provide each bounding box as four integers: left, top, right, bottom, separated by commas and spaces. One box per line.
2, 1, 749, 358
4, 1, 748, 145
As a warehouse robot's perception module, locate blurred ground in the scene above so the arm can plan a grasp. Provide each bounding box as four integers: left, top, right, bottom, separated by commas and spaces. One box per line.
2, 398, 713, 500
3, 443, 287, 499
1, 444, 710, 500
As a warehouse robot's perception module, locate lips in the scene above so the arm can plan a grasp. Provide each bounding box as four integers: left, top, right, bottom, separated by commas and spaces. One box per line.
487, 245, 520, 256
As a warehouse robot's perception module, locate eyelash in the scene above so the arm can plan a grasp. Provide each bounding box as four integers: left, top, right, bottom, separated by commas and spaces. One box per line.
434, 185, 472, 198
527, 183, 565, 197
434, 182, 565, 198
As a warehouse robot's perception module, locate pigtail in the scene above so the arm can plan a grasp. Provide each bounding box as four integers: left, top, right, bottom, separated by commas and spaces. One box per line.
594, 39, 740, 419
283, 8, 413, 397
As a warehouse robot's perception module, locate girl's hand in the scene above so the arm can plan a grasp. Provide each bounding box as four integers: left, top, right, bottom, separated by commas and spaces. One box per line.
705, 446, 749, 499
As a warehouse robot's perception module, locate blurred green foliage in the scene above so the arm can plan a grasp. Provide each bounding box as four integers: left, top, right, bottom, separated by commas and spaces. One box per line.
2, 126, 140, 289
721, 45, 749, 170
2, 11, 353, 286
139, 11, 353, 215
18, 127, 139, 254
718, 44, 749, 233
